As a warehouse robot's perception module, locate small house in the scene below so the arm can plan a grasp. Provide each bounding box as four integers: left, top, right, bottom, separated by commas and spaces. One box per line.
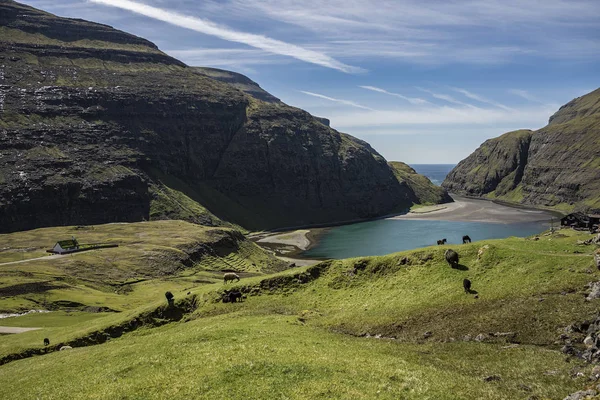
50, 237, 79, 254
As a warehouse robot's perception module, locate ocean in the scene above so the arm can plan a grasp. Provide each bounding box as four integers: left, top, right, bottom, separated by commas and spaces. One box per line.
410, 164, 456, 186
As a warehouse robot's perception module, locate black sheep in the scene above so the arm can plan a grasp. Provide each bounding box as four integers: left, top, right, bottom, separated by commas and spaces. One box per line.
445, 249, 459, 268
437, 238, 447, 245
463, 278, 472, 294
165, 291, 174, 306
228, 291, 243, 303
462, 235, 471, 244
43, 338, 50, 346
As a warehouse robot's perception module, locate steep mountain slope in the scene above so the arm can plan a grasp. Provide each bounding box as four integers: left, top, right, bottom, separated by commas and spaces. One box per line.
443, 88, 600, 212
0, 0, 428, 233
388, 162, 453, 205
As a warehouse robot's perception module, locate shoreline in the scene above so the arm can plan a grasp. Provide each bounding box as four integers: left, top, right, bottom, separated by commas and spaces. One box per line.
252, 195, 559, 263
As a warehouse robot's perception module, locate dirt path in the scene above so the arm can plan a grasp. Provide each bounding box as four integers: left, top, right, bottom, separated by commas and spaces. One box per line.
0, 326, 40, 334
0, 253, 70, 267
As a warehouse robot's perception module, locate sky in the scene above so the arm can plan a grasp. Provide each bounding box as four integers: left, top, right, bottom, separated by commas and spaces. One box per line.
22, 0, 600, 163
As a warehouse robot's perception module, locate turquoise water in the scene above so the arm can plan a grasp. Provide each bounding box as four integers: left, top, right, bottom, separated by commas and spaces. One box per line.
302, 219, 549, 259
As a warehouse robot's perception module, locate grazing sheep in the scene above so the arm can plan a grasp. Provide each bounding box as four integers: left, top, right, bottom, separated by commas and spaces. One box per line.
445, 249, 459, 268
223, 272, 240, 284
43, 338, 50, 346
165, 291, 174, 306
228, 291, 243, 303
437, 238, 447, 245
59, 346, 73, 351
462, 235, 472, 244
463, 278, 472, 293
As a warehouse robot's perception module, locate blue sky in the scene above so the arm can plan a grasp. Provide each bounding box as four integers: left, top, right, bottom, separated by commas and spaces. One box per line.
23, 0, 600, 163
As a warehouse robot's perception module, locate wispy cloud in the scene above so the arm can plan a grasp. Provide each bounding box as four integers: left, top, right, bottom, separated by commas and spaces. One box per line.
224, 0, 600, 64
359, 86, 431, 105
508, 89, 544, 103
416, 87, 477, 108
89, 0, 363, 73
328, 104, 557, 129
166, 48, 284, 68
451, 87, 512, 111
299, 91, 375, 110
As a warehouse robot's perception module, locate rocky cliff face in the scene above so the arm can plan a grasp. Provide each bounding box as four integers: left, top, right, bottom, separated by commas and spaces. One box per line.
0, 1, 432, 233
443, 89, 600, 213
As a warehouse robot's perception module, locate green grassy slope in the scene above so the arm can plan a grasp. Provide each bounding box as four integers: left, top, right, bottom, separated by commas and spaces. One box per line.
1, 229, 599, 399
0, 221, 286, 313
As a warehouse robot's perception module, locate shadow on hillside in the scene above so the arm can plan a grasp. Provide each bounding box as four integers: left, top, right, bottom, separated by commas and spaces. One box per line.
452, 264, 469, 271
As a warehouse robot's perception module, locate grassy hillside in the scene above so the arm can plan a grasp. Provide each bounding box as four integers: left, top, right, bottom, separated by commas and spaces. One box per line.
0, 221, 286, 313
1, 228, 599, 399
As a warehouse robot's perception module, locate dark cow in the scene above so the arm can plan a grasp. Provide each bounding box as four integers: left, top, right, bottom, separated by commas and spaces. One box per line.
462, 235, 472, 244
463, 278, 472, 294
445, 249, 459, 268
228, 291, 243, 303
437, 238, 447, 245
43, 338, 50, 346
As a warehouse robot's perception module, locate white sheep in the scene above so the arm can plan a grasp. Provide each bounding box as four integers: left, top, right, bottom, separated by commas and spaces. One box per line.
223, 272, 240, 284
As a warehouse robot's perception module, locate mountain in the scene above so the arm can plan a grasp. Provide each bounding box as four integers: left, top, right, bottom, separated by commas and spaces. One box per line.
388, 162, 453, 205
443, 88, 600, 213
0, 0, 449, 234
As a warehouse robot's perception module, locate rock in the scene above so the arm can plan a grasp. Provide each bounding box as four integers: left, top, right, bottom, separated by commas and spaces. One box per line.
518, 384, 532, 392
474, 333, 486, 342
423, 331, 433, 339
462, 335, 472, 342
591, 366, 600, 380
595, 252, 600, 270
563, 389, 598, 400
586, 282, 600, 301
584, 336, 595, 348
483, 375, 501, 382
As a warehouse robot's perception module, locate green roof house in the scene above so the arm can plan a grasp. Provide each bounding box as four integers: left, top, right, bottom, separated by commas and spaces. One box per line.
51, 237, 79, 254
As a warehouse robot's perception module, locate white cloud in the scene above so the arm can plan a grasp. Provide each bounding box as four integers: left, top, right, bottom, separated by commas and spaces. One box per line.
359, 86, 431, 105
416, 87, 477, 108
166, 48, 285, 68
508, 89, 544, 103
299, 91, 375, 110
326, 104, 557, 130
89, 0, 363, 73
450, 87, 513, 111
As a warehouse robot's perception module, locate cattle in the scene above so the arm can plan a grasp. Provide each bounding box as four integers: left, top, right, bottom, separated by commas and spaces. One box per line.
463, 278, 472, 294
462, 235, 472, 244
437, 238, 447, 245
223, 272, 240, 284
445, 249, 459, 268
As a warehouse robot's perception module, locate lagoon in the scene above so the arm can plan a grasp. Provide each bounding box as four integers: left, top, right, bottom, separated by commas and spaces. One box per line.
302, 218, 550, 259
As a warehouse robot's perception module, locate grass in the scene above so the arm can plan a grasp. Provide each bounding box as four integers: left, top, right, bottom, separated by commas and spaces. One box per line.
0, 314, 586, 400
0, 221, 285, 314
1, 227, 599, 399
